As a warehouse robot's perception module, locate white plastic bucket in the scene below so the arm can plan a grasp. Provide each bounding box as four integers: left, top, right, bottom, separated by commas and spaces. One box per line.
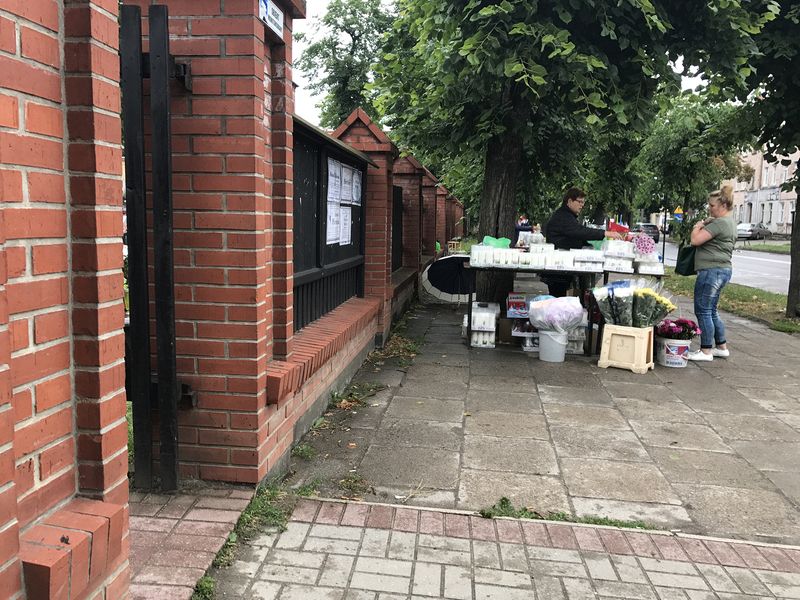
655, 337, 690, 368
539, 330, 568, 362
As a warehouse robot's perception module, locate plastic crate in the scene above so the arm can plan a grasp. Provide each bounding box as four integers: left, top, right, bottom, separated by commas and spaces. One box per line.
597, 324, 654, 374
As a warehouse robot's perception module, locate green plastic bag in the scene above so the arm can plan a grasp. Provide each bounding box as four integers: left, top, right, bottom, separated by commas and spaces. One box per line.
435, 241, 441, 253
588, 240, 603, 250
482, 235, 511, 248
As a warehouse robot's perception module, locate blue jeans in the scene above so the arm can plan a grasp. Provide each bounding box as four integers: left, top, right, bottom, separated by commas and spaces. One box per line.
694, 267, 732, 349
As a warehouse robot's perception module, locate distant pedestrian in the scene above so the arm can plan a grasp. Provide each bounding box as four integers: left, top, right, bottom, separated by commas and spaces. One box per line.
688, 185, 736, 362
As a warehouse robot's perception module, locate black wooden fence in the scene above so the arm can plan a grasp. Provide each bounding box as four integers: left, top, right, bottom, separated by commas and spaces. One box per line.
293, 117, 370, 331
391, 186, 403, 272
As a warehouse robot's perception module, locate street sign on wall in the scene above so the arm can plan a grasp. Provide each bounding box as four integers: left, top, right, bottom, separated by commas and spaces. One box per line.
673, 206, 684, 222
259, 0, 284, 41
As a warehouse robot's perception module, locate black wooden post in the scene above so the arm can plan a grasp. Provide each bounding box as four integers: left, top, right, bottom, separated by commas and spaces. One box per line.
149, 5, 179, 491
120, 5, 153, 490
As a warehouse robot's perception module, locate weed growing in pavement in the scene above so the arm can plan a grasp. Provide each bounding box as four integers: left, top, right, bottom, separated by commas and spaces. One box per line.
213, 481, 294, 568
291, 443, 316, 460
191, 575, 215, 600
296, 478, 322, 497
329, 382, 386, 410
339, 473, 369, 497
479, 497, 654, 530
368, 333, 421, 368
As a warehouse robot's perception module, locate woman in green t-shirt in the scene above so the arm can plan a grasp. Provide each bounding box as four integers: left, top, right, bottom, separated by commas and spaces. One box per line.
687, 185, 736, 362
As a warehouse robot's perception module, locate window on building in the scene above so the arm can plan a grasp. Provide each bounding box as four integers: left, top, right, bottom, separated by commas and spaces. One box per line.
775, 202, 783, 224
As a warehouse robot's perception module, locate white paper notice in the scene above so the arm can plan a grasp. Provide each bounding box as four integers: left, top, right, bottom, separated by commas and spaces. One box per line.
341, 166, 353, 203
326, 201, 340, 244
339, 206, 351, 245
351, 170, 362, 205
327, 159, 341, 201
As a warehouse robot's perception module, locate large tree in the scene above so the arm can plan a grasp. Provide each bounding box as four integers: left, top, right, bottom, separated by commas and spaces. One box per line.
295, 0, 393, 128
633, 93, 755, 235
374, 0, 776, 299
736, 4, 800, 318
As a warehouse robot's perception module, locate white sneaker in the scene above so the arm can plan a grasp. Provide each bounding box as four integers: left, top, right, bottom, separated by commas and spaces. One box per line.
688, 350, 713, 362
712, 348, 730, 358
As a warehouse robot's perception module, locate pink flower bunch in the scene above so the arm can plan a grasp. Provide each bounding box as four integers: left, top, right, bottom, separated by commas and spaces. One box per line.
633, 233, 656, 255
656, 318, 701, 340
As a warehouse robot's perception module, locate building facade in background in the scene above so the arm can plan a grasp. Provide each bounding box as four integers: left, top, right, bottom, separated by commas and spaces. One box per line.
729, 150, 798, 235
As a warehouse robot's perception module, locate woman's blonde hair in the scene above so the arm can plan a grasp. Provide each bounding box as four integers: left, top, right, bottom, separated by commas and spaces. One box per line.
709, 184, 734, 210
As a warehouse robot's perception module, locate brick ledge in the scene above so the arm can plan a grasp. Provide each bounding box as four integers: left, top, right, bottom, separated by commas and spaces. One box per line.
265, 297, 380, 404
20, 497, 126, 599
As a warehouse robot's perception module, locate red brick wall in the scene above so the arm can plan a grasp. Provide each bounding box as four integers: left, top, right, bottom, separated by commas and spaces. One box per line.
436, 187, 447, 250
1, 0, 129, 596
392, 156, 422, 270
333, 109, 396, 342
421, 171, 437, 256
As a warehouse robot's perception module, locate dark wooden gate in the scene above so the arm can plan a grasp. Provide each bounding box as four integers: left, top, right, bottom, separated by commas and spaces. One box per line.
120, 4, 188, 491
391, 186, 403, 271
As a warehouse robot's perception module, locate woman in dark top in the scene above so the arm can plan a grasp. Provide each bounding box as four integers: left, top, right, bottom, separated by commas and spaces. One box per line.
543, 187, 620, 297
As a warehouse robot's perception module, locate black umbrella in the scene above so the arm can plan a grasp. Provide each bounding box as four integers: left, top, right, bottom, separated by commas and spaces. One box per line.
421, 254, 472, 302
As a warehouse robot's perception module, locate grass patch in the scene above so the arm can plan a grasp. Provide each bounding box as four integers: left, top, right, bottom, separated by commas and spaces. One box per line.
191, 576, 215, 600
738, 242, 791, 254
291, 443, 316, 460
661, 268, 800, 334
212, 481, 294, 569
329, 382, 386, 410
339, 473, 369, 497
479, 497, 653, 530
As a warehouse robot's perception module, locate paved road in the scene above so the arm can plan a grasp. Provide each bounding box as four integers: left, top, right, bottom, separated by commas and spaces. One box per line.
661, 241, 790, 294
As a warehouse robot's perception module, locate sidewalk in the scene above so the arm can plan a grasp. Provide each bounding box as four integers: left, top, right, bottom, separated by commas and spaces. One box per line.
280, 302, 800, 546
214, 497, 800, 599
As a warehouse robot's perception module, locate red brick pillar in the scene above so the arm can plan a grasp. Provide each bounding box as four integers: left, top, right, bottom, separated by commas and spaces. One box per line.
66, 0, 128, 506
0, 172, 21, 599
436, 186, 447, 253
333, 108, 397, 343
270, 17, 297, 360
392, 156, 424, 271
120, 0, 305, 483
421, 169, 438, 257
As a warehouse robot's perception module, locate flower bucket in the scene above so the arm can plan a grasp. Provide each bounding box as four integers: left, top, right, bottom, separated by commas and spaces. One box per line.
655, 337, 690, 368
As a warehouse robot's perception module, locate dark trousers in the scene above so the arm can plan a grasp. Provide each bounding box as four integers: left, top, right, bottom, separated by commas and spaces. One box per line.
547, 277, 571, 298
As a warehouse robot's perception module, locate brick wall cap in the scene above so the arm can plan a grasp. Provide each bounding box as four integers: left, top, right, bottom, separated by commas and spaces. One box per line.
332, 108, 397, 155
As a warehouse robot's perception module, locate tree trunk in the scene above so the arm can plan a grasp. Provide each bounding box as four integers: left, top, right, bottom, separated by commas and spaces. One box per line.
476, 86, 526, 302
787, 184, 800, 318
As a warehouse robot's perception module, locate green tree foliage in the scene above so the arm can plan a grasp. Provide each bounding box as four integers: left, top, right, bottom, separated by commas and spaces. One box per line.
295, 0, 393, 128
374, 0, 775, 299
633, 94, 754, 217
584, 129, 645, 225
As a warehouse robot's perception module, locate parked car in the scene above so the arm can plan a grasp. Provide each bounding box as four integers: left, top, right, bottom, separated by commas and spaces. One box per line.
736, 222, 772, 240
631, 222, 660, 244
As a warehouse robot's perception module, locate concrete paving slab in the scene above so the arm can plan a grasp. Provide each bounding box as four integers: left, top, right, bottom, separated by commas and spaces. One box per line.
537, 384, 613, 406
372, 418, 463, 451
352, 367, 406, 388
614, 398, 703, 424
404, 364, 469, 385
359, 445, 460, 489
602, 381, 683, 403
457, 470, 570, 514
463, 436, 559, 475
550, 426, 650, 462
469, 374, 535, 394
383, 396, 465, 422
742, 388, 800, 413
764, 471, 800, 505
730, 441, 800, 471
397, 378, 468, 400
674, 484, 800, 543
560, 459, 681, 505
465, 390, 541, 414
701, 413, 800, 441
629, 420, 732, 453
543, 404, 631, 429
649, 447, 776, 490
464, 412, 549, 439
571, 498, 693, 530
